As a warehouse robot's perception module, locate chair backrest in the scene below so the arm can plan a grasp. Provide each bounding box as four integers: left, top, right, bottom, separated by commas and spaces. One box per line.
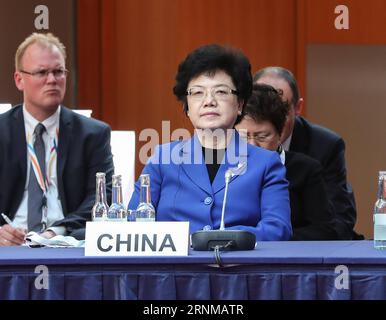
110, 131, 136, 207
73, 109, 135, 206
0, 104, 11, 114
73, 109, 93, 118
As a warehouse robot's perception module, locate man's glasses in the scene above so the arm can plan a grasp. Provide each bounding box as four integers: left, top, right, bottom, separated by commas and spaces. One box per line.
187, 85, 238, 101
19, 68, 68, 80
239, 132, 277, 144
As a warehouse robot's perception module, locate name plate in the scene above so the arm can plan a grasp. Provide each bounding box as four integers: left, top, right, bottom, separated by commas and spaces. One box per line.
85, 221, 189, 256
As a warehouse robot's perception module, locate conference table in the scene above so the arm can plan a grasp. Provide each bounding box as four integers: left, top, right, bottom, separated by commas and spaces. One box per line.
0, 240, 385, 300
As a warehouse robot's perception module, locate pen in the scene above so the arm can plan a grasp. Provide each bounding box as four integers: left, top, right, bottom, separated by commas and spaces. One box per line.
1, 213, 14, 227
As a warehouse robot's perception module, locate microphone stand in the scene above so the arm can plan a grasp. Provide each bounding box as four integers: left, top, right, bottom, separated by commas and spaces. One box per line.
219, 170, 232, 230
191, 162, 256, 252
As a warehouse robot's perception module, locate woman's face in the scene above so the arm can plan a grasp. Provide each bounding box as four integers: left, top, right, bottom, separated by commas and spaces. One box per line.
236, 116, 281, 151
186, 70, 242, 131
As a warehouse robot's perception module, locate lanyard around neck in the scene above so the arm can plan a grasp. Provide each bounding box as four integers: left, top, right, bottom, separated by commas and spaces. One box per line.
27, 128, 59, 194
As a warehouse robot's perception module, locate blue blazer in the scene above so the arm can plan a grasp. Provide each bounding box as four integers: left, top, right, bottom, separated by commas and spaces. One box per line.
129, 131, 292, 241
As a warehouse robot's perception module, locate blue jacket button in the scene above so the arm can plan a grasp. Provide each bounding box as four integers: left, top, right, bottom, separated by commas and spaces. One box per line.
204, 197, 213, 205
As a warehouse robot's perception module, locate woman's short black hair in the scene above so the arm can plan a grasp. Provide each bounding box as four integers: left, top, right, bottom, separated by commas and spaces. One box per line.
173, 44, 253, 123
244, 84, 289, 135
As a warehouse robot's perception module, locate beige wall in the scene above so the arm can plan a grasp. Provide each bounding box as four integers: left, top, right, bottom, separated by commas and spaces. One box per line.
307, 44, 386, 238
0, 0, 76, 106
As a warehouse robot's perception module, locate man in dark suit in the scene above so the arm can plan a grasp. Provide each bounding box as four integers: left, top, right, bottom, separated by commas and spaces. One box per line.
236, 84, 338, 240
0, 33, 114, 246
254, 67, 359, 240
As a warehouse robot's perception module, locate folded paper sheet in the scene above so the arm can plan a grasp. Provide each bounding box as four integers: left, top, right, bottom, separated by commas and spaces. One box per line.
25, 232, 85, 248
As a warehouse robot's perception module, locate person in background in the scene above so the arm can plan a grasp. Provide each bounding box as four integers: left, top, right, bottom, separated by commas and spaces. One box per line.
236, 84, 338, 240
128, 44, 292, 240
254, 67, 360, 240
0, 32, 114, 245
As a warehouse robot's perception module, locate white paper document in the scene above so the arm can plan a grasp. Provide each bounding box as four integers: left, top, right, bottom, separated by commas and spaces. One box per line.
25, 232, 85, 248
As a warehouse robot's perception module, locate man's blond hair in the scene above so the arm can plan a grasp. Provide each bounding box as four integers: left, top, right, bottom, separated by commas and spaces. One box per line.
15, 32, 66, 70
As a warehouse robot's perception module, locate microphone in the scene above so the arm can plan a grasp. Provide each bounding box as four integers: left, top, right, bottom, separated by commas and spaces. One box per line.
191, 162, 256, 251
220, 162, 246, 230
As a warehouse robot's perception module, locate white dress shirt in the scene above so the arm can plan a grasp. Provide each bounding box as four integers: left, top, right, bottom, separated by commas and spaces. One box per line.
279, 148, 286, 165
282, 133, 292, 152
13, 105, 66, 235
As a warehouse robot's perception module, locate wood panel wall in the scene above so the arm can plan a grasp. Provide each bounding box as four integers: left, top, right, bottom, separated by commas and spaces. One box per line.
303, 0, 386, 238
305, 0, 386, 44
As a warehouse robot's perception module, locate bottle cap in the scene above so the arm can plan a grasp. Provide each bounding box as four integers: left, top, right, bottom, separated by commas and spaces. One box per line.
96, 172, 106, 178
112, 174, 122, 185
140, 174, 150, 186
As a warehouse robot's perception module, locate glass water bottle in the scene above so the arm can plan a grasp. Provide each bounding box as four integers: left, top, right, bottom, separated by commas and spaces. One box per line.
374, 171, 386, 249
136, 174, 156, 222
108, 174, 127, 221
91, 172, 109, 221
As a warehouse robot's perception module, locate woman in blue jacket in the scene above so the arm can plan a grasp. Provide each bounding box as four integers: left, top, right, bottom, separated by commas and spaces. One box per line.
129, 44, 292, 241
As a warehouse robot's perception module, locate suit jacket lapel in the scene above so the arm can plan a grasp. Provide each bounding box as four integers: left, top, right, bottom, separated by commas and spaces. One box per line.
11, 106, 27, 175
9, 106, 27, 217
179, 134, 212, 194
57, 107, 73, 213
